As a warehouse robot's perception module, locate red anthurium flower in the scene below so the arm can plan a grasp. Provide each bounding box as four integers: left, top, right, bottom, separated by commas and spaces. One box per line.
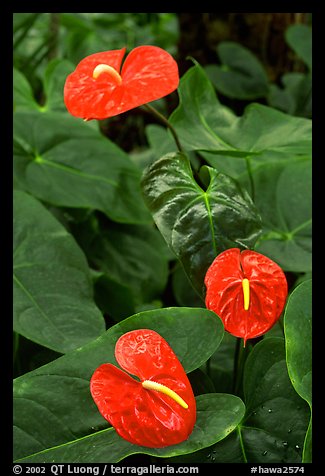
64, 46, 179, 120
90, 329, 196, 448
204, 248, 288, 344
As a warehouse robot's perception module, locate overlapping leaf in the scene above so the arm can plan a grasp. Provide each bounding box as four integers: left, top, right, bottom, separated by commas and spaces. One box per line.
205, 41, 269, 100
13, 111, 151, 224
168, 338, 310, 463
170, 63, 311, 156
254, 159, 312, 272
141, 152, 262, 296
14, 307, 227, 462
17, 394, 244, 463
13, 191, 105, 353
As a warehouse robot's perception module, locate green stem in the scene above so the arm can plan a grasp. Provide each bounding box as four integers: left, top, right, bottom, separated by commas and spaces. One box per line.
233, 337, 250, 395
142, 103, 183, 153
232, 337, 242, 393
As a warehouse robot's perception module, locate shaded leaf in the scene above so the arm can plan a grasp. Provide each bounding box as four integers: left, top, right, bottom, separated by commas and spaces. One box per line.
286, 24, 312, 70
13, 68, 40, 112
170, 64, 311, 156
205, 41, 269, 100
13, 111, 151, 224
242, 338, 310, 463
13, 191, 105, 353
254, 159, 312, 272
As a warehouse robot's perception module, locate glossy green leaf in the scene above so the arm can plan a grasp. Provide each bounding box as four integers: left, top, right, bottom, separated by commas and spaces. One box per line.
241, 338, 310, 463
16, 394, 244, 463
254, 159, 312, 272
171, 335, 311, 464
14, 307, 225, 461
284, 279, 312, 462
205, 41, 269, 100
141, 151, 262, 296
13, 111, 151, 224
174, 338, 310, 463
284, 279, 312, 405
170, 63, 311, 156
13, 191, 105, 353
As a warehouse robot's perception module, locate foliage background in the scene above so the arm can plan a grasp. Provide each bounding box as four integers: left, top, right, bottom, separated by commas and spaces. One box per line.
13, 13, 312, 465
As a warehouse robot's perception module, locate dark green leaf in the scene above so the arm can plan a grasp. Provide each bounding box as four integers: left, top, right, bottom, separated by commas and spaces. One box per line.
141, 152, 262, 296
205, 41, 269, 100
175, 338, 311, 463
13, 191, 105, 353
16, 394, 244, 463
85, 223, 170, 307
241, 338, 310, 463
14, 307, 224, 461
284, 279, 312, 462
286, 24, 312, 70
13, 111, 151, 224
254, 159, 312, 272
284, 280, 312, 405
170, 64, 311, 156
268, 72, 312, 118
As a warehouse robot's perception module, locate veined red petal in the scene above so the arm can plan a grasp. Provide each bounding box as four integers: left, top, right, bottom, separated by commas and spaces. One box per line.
204, 248, 288, 342
119, 45, 179, 109
90, 330, 196, 448
64, 46, 179, 120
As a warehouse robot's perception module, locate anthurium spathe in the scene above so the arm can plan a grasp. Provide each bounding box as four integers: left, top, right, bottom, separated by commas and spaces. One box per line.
204, 248, 288, 344
90, 329, 196, 448
64, 46, 179, 120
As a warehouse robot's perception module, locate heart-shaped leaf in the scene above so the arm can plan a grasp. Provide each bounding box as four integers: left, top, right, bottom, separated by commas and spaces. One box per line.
141, 152, 262, 296
170, 63, 311, 156
13, 111, 151, 224
13, 191, 105, 353
205, 41, 269, 100
14, 307, 224, 461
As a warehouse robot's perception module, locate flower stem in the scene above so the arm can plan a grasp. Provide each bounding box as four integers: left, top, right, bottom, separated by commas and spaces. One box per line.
142, 103, 183, 153
232, 337, 250, 395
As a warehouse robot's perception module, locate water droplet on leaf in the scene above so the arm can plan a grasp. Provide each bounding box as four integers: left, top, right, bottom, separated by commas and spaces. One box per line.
262, 451, 268, 456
